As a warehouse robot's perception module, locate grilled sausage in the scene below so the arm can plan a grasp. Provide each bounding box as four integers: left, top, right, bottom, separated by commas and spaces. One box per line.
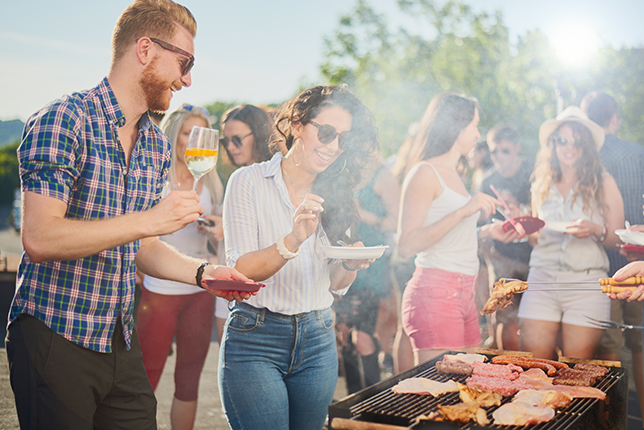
490, 356, 557, 376
524, 357, 568, 370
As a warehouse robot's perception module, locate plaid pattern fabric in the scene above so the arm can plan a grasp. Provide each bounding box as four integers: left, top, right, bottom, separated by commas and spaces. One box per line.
10, 78, 171, 353
599, 134, 644, 276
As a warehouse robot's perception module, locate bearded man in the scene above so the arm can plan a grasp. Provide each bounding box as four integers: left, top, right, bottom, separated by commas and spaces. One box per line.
6, 1, 251, 429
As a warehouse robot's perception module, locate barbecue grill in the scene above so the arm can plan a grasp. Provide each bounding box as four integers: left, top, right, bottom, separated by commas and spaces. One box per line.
328, 351, 627, 430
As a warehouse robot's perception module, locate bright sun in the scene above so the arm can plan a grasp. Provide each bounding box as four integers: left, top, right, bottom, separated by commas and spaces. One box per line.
552, 23, 598, 66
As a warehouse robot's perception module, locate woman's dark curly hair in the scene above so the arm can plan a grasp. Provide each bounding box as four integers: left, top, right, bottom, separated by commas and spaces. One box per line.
221, 104, 273, 166
272, 85, 379, 244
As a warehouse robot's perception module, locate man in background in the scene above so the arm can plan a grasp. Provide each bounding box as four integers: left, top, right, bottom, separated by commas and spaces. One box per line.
480, 125, 534, 351
582, 90, 644, 418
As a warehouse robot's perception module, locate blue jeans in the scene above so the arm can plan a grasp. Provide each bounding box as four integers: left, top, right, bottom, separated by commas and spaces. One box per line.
218, 302, 337, 430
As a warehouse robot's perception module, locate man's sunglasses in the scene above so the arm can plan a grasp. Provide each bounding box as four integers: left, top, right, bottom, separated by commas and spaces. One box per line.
220, 132, 253, 149
491, 148, 511, 156
310, 121, 350, 149
549, 135, 580, 148
149, 37, 194, 76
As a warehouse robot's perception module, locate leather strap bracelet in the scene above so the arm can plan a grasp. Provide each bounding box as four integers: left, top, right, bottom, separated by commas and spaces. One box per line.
195, 261, 210, 289
276, 234, 301, 260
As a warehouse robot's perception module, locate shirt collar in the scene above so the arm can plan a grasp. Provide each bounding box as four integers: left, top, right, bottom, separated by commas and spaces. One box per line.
263, 152, 285, 178
97, 77, 126, 128
97, 77, 154, 135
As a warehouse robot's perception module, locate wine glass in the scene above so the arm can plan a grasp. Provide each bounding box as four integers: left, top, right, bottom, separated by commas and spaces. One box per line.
184, 126, 219, 192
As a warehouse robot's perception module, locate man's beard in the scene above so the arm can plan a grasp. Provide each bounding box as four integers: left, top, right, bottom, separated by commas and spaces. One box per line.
140, 57, 172, 113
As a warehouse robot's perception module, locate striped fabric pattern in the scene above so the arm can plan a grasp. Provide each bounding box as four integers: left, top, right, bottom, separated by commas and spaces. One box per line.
10, 77, 171, 353
223, 153, 334, 315
599, 135, 644, 276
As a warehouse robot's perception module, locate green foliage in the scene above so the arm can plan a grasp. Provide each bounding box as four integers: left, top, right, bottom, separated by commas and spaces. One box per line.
321, 0, 644, 159
0, 141, 20, 205
0, 119, 24, 147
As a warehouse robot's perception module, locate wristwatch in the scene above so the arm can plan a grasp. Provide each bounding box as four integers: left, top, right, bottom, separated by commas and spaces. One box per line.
594, 226, 607, 243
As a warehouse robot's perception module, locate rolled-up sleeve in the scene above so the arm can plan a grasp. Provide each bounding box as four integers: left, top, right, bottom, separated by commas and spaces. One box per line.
18, 102, 82, 204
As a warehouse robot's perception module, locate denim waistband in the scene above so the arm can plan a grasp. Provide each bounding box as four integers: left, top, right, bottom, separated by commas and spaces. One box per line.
232, 301, 330, 323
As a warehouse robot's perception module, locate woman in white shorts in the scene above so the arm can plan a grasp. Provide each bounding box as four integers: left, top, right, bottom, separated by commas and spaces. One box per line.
518, 106, 624, 360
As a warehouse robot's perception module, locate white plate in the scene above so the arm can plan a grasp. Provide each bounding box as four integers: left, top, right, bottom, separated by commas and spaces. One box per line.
546, 221, 575, 232
323, 245, 389, 260
616, 229, 644, 246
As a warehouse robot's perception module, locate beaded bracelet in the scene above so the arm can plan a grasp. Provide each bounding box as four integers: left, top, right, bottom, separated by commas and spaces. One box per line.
276, 234, 301, 260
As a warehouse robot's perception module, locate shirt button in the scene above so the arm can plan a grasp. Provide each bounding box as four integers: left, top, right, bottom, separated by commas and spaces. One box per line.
118, 118, 126, 127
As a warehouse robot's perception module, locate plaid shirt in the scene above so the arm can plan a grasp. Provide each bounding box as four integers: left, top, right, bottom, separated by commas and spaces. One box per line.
599, 134, 644, 276
10, 78, 171, 353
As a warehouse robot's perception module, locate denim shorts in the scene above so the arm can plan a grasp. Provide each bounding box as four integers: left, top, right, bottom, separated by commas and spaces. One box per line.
218, 302, 337, 430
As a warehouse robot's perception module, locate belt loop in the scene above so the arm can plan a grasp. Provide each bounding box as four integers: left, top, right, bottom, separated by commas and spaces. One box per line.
258, 307, 266, 324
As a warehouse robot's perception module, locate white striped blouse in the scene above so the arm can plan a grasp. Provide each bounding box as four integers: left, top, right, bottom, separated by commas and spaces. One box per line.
222, 152, 334, 314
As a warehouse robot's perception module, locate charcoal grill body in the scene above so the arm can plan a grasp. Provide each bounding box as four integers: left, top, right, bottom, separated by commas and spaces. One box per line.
328, 352, 627, 430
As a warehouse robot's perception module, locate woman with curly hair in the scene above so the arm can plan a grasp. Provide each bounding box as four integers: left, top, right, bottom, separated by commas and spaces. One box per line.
518, 106, 624, 360
218, 85, 379, 430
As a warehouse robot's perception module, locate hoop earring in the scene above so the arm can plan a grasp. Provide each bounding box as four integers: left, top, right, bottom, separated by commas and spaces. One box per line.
326, 158, 347, 177
292, 138, 303, 167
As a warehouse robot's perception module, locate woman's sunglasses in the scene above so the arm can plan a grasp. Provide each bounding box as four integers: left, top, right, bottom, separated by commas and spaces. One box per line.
549, 135, 581, 148
180, 104, 210, 116
310, 121, 350, 149
220, 132, 253, 149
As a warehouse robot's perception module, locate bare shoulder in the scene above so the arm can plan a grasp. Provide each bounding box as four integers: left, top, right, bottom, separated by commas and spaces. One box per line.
403, 162, 440, 198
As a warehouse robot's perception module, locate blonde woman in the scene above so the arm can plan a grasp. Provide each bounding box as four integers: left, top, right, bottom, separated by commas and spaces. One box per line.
137, 104, 224, 430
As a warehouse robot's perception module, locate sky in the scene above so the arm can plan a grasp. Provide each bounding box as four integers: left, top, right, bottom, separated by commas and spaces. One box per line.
1, 0, 643, 122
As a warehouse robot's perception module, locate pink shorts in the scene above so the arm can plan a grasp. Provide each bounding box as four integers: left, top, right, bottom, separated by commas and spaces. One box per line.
401, 267, 481, 351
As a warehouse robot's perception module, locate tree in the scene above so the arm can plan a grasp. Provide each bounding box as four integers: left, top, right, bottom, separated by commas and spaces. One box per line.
321, 0, 644, 159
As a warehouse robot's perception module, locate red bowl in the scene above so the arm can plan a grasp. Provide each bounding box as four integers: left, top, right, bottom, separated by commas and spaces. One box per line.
501, 215, 545, 235
201, 279, 265, 292
620, 244, 644, 254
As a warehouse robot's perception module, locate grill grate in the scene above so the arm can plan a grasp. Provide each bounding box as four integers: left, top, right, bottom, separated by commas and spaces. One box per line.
329, 352, 627, 430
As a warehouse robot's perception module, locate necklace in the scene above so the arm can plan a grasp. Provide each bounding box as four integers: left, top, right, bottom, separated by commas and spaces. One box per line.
281, 163, 311, 199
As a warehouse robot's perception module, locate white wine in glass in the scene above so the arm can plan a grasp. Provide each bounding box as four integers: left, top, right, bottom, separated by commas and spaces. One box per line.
185, 126, 219, 192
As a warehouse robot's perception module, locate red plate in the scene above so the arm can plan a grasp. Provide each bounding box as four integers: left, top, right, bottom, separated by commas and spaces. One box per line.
201, 279, 265, 292
620, 244, 644, 254
502, 215, 545, 235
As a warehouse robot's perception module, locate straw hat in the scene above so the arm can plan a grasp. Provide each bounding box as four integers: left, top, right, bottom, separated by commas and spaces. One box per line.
538, 106, 605, 150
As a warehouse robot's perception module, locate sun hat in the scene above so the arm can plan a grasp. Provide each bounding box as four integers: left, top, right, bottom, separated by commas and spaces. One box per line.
538, 106, 605, 150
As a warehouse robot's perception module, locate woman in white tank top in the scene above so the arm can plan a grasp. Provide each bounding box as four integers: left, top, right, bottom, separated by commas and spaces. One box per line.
397, 93, 521, 365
